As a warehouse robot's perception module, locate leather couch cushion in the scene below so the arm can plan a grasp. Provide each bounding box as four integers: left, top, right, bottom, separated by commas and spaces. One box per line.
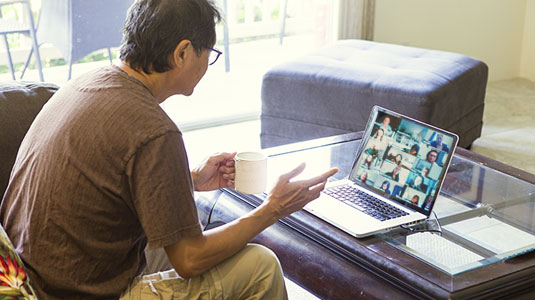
0, 81, 59, 198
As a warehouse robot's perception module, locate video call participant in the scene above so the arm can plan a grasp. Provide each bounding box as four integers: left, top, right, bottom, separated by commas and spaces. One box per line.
393, 154, 403, 166
409, 144, 419, 156
411, 195, 420, 205
359, 171, 369, 184
386, 166, 401, 182
410, 175, 426, 192
381, 180, 391, 195
426, 149, 439, 164
371, 127, 388, 151
380, 116, 393, 136
430, 133, 450, 152
421, 167, 430, 178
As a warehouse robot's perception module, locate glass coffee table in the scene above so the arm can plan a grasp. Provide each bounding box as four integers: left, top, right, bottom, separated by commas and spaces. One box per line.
196, 132, 535, 299
382, 153, 535, 276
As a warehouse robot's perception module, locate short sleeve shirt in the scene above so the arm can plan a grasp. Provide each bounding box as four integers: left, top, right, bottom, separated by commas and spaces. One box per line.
0, 65, 202, 299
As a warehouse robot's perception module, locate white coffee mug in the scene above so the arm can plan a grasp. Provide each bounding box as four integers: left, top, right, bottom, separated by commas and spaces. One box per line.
234, 151, 268, 194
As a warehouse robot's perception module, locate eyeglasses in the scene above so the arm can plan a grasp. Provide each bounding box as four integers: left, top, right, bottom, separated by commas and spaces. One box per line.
192, 42, 223, 65
207, 47, 223, 65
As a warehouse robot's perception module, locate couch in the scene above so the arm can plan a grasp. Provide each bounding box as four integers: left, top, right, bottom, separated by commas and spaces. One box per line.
0, 81, 58, 198
0, 81, 58, 299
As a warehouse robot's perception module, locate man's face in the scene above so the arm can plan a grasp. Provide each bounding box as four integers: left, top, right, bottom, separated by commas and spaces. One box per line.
169, 40, 214, 97
427, 151, 438, 163
181, 47, 211, 96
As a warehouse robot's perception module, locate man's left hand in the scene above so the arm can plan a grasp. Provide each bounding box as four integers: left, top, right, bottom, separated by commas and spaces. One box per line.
191, 152, 236, 191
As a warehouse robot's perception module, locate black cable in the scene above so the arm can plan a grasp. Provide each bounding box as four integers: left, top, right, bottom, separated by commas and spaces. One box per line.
400, 211, 442, 236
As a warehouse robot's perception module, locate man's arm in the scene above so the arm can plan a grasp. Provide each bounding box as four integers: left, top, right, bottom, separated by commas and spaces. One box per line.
165, 163, 338, 278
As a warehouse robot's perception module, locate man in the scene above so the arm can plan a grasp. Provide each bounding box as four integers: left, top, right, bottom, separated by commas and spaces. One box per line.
430, 134, 450, 152
0, 0, 337, 299
424, 150, 442, 180
426, 149, 439, 164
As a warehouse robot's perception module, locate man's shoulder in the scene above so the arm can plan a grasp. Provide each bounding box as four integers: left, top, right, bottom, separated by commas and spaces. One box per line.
72, 65, 140, 90
33, 66, 180, 162
63, 66, 174, 130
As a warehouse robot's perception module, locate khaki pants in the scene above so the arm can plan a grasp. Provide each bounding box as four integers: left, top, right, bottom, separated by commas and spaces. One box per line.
119, 244, 288, 300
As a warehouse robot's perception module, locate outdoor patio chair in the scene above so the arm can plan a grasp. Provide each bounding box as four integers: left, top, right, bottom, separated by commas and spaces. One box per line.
21, 0, 133, 80
0, 0, 43, 81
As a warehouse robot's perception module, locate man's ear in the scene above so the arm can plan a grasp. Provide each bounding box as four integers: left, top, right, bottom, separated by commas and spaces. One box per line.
171, 40, 192, 68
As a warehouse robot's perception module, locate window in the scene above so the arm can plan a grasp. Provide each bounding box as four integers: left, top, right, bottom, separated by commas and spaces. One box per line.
162, 0, 338, 130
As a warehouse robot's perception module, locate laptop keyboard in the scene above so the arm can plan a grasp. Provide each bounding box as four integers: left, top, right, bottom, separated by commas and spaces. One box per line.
323, 185, 409, 222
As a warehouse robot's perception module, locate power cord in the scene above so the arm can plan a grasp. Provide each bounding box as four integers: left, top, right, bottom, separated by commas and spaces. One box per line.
400, 211, 442, 236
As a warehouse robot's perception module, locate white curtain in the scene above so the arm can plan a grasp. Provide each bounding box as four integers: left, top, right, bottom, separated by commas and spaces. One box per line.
337, 0, 375, 40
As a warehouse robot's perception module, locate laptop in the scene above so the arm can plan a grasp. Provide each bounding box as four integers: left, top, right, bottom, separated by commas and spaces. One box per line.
304, 106, 458, 238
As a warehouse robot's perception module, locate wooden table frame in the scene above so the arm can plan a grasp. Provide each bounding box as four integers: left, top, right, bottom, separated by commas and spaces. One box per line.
196, 132, 535, 300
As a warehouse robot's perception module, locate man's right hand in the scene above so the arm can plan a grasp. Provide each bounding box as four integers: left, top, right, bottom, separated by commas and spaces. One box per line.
166, 163, 337, 278
262, 163, 339, 220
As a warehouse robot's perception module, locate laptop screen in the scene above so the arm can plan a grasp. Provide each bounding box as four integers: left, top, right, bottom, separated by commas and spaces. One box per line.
349, 106, 458, 216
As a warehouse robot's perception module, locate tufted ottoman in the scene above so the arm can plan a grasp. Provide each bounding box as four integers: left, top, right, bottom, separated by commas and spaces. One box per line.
260, 39, 488, 149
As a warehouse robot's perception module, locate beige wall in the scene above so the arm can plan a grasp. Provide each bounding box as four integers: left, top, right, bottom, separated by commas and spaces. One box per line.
521, 0, 535, 80
374, 0, 530, 81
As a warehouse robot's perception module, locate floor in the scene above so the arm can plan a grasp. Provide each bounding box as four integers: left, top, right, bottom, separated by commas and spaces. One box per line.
471, 78, 535, 175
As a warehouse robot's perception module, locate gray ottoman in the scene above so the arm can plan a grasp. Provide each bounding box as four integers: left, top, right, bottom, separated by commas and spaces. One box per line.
261, 39, 488, 149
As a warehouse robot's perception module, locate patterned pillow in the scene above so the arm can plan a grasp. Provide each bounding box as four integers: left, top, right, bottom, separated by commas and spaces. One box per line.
0, 225, 37, 299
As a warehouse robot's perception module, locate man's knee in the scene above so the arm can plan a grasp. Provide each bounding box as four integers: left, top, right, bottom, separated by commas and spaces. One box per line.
217, 244, 287, 300
243, 244, 282, 273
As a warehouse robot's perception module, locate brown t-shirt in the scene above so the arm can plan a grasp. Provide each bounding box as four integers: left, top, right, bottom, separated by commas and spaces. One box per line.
0, 66, 202, 299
